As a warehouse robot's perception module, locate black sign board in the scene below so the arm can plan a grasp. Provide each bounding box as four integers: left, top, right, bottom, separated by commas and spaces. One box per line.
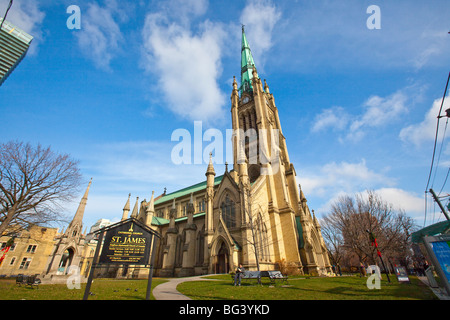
83, 218, 161, 300
98, 220, 152, 265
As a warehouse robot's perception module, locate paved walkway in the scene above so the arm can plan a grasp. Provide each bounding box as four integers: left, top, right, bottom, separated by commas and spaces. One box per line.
153, 275, 220, 300
417, 276, 450, 300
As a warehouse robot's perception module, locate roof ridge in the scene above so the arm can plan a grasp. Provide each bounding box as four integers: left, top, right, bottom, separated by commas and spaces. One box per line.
163, 175, 224, 197
154, 175, 224, 205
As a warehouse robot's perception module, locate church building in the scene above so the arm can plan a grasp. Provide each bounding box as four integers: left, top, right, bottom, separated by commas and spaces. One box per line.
122, 27, 332, 277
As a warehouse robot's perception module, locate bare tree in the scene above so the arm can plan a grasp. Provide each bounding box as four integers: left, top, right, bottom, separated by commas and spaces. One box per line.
321, 215, 345, 266
322, 190, 418, 269
0, 141, 82, 236
243, 187, 261, 272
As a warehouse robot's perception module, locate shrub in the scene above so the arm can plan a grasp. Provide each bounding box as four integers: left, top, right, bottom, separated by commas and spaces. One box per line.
275, 259, 302, 275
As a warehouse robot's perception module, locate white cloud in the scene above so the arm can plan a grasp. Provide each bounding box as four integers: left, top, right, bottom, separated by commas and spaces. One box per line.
299, 159, 393, 198
162, 0, 209, 23
375, 188, 423, 216
141, 0, 229, 123
411, 29, 448, 70
400, 96, 450, 147
75, 0, 126, 71
351, 92, 408, 131
297, 159, 426, 221
313, 187, 424, 223
311, 88, 412, 142
311, 106, 349, 133
346, 91, 408, 141
239, 0, 281, 68
140, 0, 282, 123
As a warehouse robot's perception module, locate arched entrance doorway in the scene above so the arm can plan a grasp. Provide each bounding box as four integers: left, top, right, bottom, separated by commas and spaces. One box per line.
57, 248, 74, 275
215, 242, 229, 274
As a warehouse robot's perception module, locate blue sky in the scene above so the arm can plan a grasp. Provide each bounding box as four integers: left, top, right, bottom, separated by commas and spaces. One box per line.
1, 0, 449, 231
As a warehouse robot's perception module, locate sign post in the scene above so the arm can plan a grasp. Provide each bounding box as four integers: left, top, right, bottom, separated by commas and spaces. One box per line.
83, 218, 161, 300
83, 230, 104, 300
146, 237, 159, 300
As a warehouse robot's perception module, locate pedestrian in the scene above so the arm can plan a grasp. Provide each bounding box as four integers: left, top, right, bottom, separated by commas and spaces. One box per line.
337, 263, 342, 276
360, 262, 366, 277
234, 264, 245, 286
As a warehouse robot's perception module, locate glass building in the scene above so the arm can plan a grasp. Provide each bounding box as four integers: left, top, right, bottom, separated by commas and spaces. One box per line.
0, 18, 33, 86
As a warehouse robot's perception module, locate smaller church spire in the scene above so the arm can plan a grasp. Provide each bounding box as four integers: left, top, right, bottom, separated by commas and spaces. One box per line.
123, 193, 131, 211
72, 178, 92, 225
232, 76, 238, 91
264, 79, 270, 93
299, 184, 306, 201
130, 196, 139, 218
122, 193, 131, 220
206, 152, 215, 176
144, 191, 155, 226
147, 191, 155, 214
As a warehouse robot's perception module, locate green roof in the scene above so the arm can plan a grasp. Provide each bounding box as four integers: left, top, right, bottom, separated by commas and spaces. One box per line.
411, 220, 450, 243
240, 26, 256, 95
154, 175, 224, 206
151, 212, 206, 226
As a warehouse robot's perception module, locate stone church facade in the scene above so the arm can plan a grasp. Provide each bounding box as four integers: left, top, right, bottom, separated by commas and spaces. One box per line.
122, 28, 332, 277
0, 28, 332, 281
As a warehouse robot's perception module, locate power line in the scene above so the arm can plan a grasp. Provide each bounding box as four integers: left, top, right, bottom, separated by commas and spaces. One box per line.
424, 71, 450, 226
0, 0, 13, 31
438, 167, 450, 195
432, 117, 449, 189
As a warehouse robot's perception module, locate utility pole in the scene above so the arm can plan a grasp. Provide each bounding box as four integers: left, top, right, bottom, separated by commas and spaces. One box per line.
429, 188, 450, 221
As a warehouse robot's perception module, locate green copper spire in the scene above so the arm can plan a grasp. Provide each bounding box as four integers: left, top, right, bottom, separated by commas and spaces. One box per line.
240, 25, 256, 95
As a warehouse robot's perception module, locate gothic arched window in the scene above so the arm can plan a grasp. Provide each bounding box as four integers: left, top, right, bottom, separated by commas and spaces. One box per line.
221, 195, 236, 229
196, 226, 205, 266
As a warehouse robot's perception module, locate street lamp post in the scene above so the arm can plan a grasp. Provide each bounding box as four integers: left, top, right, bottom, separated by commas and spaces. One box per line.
366, 230, 391, 283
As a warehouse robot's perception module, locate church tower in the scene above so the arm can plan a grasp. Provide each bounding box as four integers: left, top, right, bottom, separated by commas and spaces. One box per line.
232, 26, 298, 222
231, 27, 332, 275
112, 27, 332, 278
64, 178, 92, 240
43, 179, 92, 281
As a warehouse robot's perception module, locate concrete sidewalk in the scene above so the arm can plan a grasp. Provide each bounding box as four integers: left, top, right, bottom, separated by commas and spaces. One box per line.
417, 276, 450, 300
152, 275, 220, 300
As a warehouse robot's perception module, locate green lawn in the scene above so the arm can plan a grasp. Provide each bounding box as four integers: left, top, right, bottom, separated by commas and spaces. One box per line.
0, 275, 438, 300
177, 275, 439, 300
0, 278, 167, 300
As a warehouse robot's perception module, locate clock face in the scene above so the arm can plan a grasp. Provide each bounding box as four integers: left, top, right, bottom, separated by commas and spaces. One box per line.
243, 96, 249, 104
